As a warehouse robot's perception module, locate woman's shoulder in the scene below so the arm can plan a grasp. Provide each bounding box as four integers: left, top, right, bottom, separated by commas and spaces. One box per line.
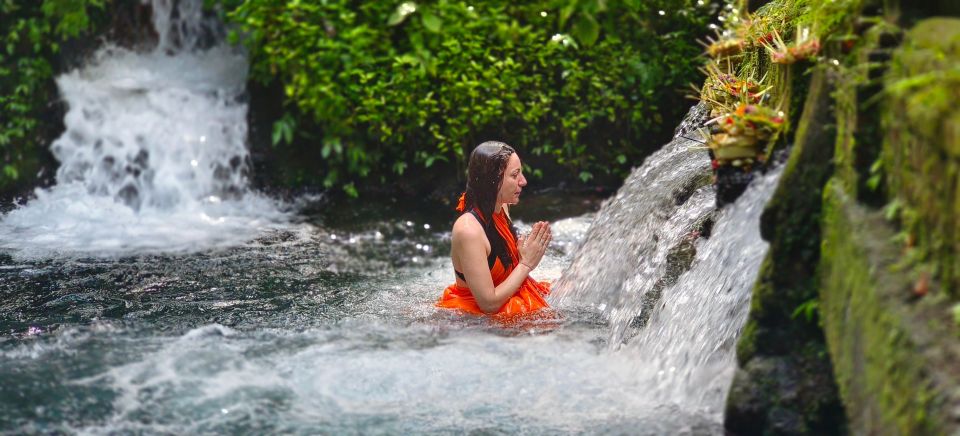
452, 213, 485, 241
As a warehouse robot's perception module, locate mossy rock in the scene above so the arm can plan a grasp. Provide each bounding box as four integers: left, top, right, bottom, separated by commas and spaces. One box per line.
819, 179, 960, 434
726, 65, 845, 435
831, 15, 903, 205
726, 351, 846, 435
882, 17, 960, 297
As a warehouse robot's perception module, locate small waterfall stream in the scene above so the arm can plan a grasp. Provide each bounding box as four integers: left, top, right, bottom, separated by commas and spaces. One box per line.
0, 0, 287, 259
552, 103, 715, 343
552, 103, 784, 418
622, 166, 782, 412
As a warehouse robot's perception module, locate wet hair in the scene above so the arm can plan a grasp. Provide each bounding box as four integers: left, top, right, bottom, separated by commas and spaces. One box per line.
463, 141, 519, 268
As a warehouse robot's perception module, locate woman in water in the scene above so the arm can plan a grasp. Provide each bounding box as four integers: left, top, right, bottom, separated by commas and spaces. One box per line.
437, 141, 553, 319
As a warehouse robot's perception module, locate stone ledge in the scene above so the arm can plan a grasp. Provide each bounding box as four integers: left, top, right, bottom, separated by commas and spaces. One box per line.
820, 179, 960, 434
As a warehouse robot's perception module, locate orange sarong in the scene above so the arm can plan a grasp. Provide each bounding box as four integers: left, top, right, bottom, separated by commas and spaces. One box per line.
437, 196, 551, 320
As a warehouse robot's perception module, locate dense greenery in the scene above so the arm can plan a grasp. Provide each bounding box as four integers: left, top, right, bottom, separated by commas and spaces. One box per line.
222, 0, 714, 194
0, 0, 714, 197
0, 0, 104, 193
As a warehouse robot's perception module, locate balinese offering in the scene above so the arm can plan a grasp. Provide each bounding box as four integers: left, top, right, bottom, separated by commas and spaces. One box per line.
699, 61, 770, 109
761, 27, 821, 64
706, 103, 785, 169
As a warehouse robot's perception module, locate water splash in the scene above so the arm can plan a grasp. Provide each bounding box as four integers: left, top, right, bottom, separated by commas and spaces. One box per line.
625, 166, 782, 415
0, 0, 287, 259
552, 103, 784, 420
551, 103, 714, 345
3, 210, 719, 435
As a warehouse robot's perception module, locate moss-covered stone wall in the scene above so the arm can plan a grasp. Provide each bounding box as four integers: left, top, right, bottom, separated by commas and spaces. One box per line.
720, 0, 960, 433
725, 66, 846, 436
816, 16, 960, 434
820, 179, 960, 433
881, 18, 960, 298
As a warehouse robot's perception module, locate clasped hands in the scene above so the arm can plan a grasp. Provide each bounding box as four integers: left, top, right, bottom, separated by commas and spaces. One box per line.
517, 221, 552, 270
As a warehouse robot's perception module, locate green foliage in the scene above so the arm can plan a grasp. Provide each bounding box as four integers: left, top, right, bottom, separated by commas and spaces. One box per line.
792, 297, 820, 321
0, 0, 104, 191
865, 158, 883, 191
223, 0, 713, 190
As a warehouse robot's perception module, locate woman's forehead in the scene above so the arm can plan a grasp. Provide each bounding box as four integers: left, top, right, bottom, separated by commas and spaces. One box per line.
506, 153, 521, 170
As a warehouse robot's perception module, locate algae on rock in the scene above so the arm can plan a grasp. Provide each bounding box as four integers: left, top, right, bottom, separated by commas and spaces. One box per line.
881, 18, 960, 299
718, 0, 960, 433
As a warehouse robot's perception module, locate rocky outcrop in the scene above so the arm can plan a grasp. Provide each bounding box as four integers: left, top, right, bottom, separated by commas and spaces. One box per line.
725, 65, 845, 436
723, 0, 960, 433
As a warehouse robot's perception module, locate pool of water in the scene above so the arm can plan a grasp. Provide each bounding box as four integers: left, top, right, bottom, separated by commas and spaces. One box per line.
1, 192, 720, 434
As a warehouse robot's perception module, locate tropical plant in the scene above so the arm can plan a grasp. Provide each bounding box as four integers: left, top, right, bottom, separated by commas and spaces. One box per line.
0, 0, 105, 193
221, 0, 715, 193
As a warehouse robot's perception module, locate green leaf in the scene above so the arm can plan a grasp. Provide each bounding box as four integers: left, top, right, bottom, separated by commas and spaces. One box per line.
866, 158, 883, 190
3, 165, 18, 180
388, 2, 417, 26
343, 182, 358, 197
578, 171, 593, 182
791, 299, 819, 322
323, 169, 339, 188
271, 114, 295, 146
571, 13, 599, 47
395, 53, 420, 67
421, 10, 442, 33
271, 129, 281, 147
559, 3, 576, 28
884, 199, 902, 221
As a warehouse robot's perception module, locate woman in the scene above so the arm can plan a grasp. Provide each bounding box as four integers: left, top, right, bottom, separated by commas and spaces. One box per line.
437, 141, 553, 320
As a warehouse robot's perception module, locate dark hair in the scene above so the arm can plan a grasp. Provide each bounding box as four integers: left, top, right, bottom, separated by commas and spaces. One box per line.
463, 141, 518, 268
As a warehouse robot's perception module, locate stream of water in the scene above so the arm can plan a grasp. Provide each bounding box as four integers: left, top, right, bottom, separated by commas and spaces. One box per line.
0, 0, 287, 258
0, 1, 785, 433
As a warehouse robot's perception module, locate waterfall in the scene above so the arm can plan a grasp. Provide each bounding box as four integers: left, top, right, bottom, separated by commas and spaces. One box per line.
0, 0, 287, 258
625, 166, 781, 413
551, 103, 715, 344
552, 104, 783, 417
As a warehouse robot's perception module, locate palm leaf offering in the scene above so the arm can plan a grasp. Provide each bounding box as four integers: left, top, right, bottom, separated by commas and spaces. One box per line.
760, 27, 821, 64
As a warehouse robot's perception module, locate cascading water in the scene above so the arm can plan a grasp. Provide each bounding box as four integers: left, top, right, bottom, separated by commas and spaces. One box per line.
552, 103, 784, 420
552, 103, 715, 345
621, 166, 782, 413
0, 0, 287, 258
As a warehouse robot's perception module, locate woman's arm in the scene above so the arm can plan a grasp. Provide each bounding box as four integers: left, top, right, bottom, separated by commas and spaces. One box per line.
453, 218, 550, 313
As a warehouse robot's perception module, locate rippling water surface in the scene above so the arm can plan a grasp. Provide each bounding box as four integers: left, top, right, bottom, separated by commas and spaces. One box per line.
0, 0, 778, 432
3, 194, 731, 435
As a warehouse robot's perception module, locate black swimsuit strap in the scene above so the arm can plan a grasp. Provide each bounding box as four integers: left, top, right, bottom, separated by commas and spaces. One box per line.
467, 210, 498, 269
455, 210, 503, 281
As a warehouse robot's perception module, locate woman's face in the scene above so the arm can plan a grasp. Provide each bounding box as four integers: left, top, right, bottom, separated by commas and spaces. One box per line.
497, 153, 527, 206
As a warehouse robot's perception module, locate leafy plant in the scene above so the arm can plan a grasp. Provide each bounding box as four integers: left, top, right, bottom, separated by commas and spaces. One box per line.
222, 0, 715, 193
0, 0, 105, 192
792, 298, 819, 322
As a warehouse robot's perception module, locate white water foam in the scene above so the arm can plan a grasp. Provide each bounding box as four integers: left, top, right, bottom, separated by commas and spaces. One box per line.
622, 166, 783, 416
549, 103, 783, 421
0, 0, 288, 259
